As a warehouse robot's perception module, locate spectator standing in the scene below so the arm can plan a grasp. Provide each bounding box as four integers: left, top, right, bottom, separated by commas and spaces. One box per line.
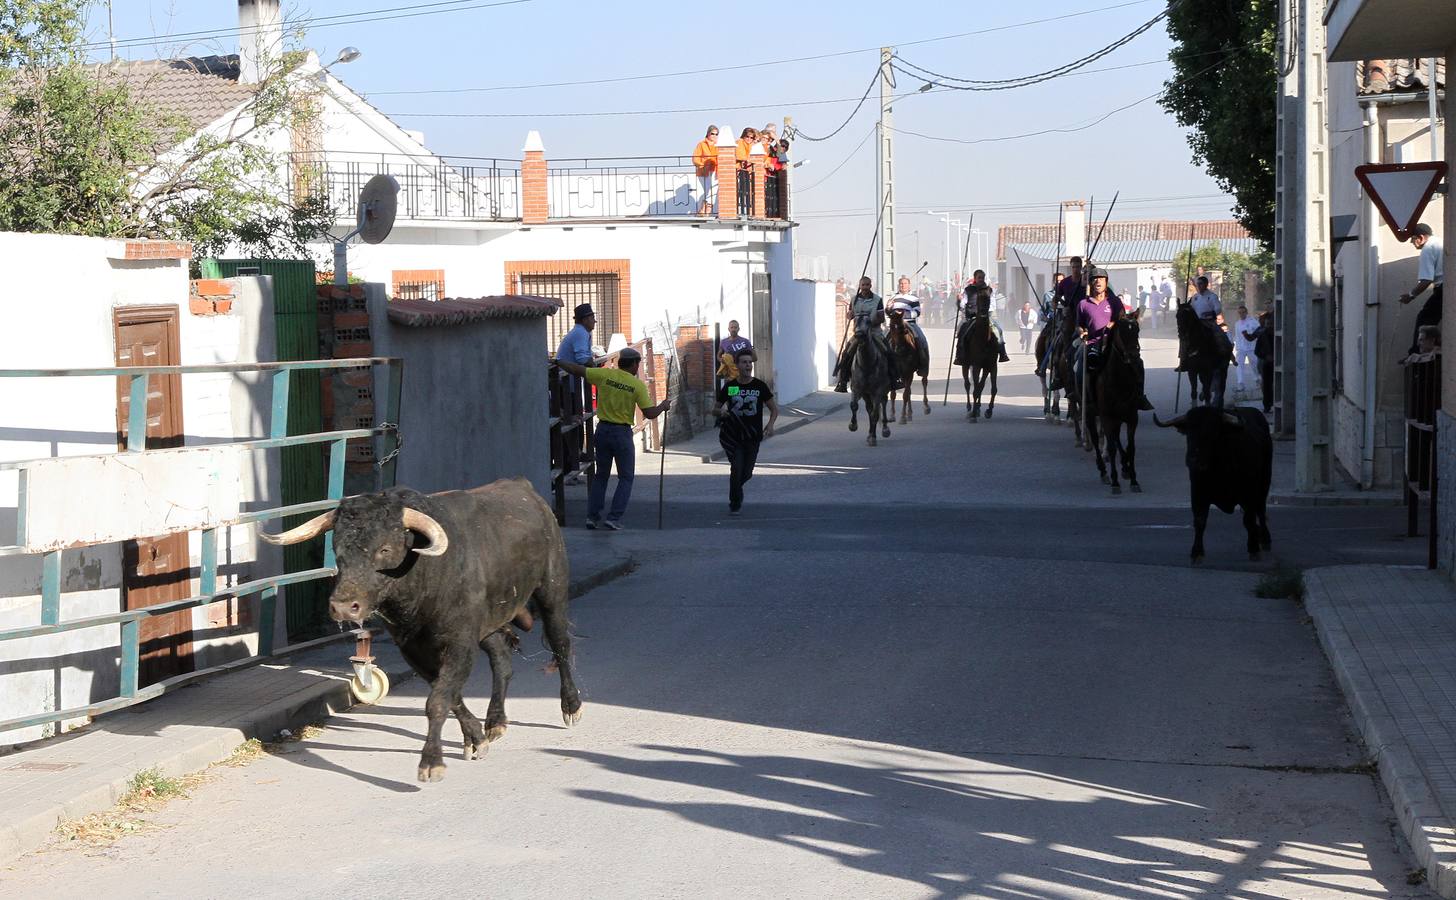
1017, 301, 1038, 354
554, 350, 670, 530
1233, 305, 1260, 393
735, 128, 757, 216
1253, 311, 1275, 414
716, 351, 779, 516
555, 303, 596, 367
1399, 222, 1444, 354
692, 125, 720, 215
718, 319, 754, 379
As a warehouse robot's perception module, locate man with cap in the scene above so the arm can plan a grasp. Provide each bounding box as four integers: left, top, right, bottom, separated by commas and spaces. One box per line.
555, 350, 670, 530
1400, 222, 1444, 354
556, 304, 598, 368
1074, 268, 1154, 410
956, 270, 1011, 364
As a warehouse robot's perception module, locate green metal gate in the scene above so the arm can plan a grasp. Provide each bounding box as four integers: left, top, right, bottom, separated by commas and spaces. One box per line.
200, 259, 329, 639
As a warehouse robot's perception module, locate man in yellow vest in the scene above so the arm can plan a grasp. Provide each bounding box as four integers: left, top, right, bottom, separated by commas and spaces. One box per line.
556, 348, 671, 530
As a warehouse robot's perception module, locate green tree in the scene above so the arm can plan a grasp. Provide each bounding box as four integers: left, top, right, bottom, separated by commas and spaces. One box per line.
1171, 241, 1275, 306
1160, 0, 1277, 249
0, 0, 333, 260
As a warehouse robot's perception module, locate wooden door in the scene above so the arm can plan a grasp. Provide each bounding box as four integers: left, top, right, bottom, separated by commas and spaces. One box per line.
751, 272, 774, 384
114, 306, 193, 685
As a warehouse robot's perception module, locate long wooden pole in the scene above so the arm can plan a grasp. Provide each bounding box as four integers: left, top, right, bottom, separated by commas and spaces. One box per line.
835, 190, 893, 375
658, 313, 675, 530
942, 214, 975, 406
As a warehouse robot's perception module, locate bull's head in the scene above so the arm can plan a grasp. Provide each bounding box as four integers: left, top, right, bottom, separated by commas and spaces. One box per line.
1154, 408, 1243, 474
259, 492, 449, 625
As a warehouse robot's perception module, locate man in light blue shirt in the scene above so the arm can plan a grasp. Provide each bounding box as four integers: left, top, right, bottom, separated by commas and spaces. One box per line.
556, 303, 597, 366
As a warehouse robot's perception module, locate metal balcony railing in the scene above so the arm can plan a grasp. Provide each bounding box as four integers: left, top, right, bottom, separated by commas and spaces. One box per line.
295, 151, 521, 222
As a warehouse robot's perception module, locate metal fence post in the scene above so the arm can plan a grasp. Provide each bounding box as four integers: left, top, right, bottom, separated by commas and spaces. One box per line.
378, 360, 404, 490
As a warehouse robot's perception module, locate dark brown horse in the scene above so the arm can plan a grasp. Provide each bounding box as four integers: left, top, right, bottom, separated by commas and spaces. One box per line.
1034, 308, 1068, 423
1095, 312, 1145, 494
887, 309, 930, 423
954, 316, 999, 422
847, 319, 893, 445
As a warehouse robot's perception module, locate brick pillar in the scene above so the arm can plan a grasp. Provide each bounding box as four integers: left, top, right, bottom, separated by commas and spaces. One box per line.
716, 126, 738, 221
750, 145, 767, 220
522, 130, 548, 225
778, 162, 789, 221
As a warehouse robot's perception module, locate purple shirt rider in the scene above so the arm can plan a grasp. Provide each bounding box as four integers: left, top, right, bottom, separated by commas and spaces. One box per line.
720, 335, 753, 358
1055, 276, 1087, 308
1077, 293, 1125, 347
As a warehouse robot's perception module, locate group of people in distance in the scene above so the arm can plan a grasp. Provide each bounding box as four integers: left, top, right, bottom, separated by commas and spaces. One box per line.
692, 124, 790, 216
551, 306, 779, 528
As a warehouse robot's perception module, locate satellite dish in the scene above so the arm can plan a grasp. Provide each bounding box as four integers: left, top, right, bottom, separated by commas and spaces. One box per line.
357, 174, 399, 245
331, 174, 400, 286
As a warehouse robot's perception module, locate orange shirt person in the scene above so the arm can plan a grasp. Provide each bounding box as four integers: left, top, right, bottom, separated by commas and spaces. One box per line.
693, 125, 719, 215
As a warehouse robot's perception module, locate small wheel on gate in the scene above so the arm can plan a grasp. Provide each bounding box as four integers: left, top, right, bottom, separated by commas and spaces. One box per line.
350, 665, 390, 704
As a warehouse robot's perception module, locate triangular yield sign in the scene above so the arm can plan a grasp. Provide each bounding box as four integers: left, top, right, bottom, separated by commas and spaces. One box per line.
1355, 162, 1447, 241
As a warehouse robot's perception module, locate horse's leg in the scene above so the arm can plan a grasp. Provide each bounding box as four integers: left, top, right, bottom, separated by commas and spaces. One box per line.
985, 366, 997, 419
900, 381, 911, 424
921, 374, 931, 415
848, 396, 859, 432
1103, 416, 1121, 493
1126, 417, 1142, 492
880, 394, 891, 438
962, 365, 973, 417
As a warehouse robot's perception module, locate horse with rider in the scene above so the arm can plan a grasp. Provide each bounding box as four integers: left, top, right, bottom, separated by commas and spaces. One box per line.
1176, 274, 1233, 408
953, 270, 1009, 421
833, 276, 895, 444
887, 276, 931, 423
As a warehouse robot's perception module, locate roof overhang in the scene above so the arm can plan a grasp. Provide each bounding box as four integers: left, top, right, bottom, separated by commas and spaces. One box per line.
1326, 0, 1456, 62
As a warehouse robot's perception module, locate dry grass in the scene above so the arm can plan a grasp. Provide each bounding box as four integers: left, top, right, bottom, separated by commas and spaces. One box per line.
52, 724, 328, 849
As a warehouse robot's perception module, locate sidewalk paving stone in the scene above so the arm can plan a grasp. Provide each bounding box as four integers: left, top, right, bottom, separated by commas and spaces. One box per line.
0, 529, 632, 867
1304, 565, 1456, 896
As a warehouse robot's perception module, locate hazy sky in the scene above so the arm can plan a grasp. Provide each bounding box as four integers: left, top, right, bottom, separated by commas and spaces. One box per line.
87, 0, 1236, 281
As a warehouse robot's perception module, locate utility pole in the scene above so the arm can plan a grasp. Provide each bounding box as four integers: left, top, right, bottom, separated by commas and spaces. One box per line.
877, 47, 897, 298
1275, 0, 1332, 491
107, 0, 117, 61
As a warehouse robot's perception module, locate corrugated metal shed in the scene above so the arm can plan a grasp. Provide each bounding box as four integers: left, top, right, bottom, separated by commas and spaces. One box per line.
1006, 238, 1262, 264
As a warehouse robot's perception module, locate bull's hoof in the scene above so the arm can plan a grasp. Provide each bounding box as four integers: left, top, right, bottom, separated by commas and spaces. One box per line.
848, 421, 858, 432
462, 720, 489, 758
485, 719, 508, 743
562, 703, 584, 727
418, 760, 447, 782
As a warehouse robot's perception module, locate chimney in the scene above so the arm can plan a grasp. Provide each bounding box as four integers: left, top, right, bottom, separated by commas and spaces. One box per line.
238, 0, 283, 85
1062, 200, 1087, 262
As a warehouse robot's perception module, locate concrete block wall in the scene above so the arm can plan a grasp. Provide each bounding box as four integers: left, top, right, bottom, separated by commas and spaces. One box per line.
315, 283, 377, 493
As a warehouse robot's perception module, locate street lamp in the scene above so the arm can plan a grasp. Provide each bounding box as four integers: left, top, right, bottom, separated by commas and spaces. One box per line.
329, 46, 362, 68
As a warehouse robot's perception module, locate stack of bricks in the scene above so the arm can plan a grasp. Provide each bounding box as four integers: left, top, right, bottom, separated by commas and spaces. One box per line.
189, 279, 235, 315
522, 137, 548, 225
122, 240, 192, 261
315, 283, 376, 488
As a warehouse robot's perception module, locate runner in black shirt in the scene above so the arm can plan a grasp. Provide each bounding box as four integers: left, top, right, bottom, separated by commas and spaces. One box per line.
715, 350, 778, 516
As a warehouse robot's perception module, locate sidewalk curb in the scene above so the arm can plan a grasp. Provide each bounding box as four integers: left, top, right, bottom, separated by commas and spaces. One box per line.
1269, 491, 1404, 508
1304, 570, 1456, 898
698, 399, 849, 463
0, 552, 636, 869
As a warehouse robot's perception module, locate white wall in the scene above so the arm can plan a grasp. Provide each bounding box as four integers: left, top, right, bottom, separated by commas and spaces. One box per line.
769, 229, 838, 403
0, 233, 284, 744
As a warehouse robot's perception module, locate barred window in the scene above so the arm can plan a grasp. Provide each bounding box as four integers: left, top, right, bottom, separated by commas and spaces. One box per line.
517, 272, 622, 351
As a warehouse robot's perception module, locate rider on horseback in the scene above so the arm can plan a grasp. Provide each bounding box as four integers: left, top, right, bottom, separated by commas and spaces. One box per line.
956, 270, 1011, 364
834, 276, 893, 393
888, 276, 928, 349
1074, 268, 1155, 411
1040, 256, 1086, 387
1190, 275, 1234, 361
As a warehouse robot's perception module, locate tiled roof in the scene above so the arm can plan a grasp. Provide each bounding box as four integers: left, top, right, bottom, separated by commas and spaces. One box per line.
386, 295, 562, 327
1006, 237, 1262, 265
88, 55, 257, 133
1358, 58, 1445, 96
997, 219, 1250, 260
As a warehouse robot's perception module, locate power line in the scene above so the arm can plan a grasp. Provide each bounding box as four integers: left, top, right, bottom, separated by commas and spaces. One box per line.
887, 52, 1237, 146
784, 68, 882, 142
796, 125, 878, 193
889, 1, 1176, 92
794, 193, 1230, 217
84, 0, 534, 52
359, 0, 1155, 96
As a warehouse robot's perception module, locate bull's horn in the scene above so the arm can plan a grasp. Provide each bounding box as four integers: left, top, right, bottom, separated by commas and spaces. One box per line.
402, 508, 449, 557
1153, 413, 1188, 429
258, 511, 335, 545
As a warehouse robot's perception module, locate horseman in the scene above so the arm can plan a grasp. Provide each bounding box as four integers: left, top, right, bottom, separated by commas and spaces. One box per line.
834, 275, 891, 393
888, 275, 928, 350
1075, 268, 1154, 410
956, 269, 1011, 364
1190, 275, 1234, 362
1040, 256, 1087, 387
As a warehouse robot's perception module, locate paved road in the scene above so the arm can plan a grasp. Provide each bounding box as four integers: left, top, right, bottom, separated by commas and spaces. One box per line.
3, 332, 1432, 898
